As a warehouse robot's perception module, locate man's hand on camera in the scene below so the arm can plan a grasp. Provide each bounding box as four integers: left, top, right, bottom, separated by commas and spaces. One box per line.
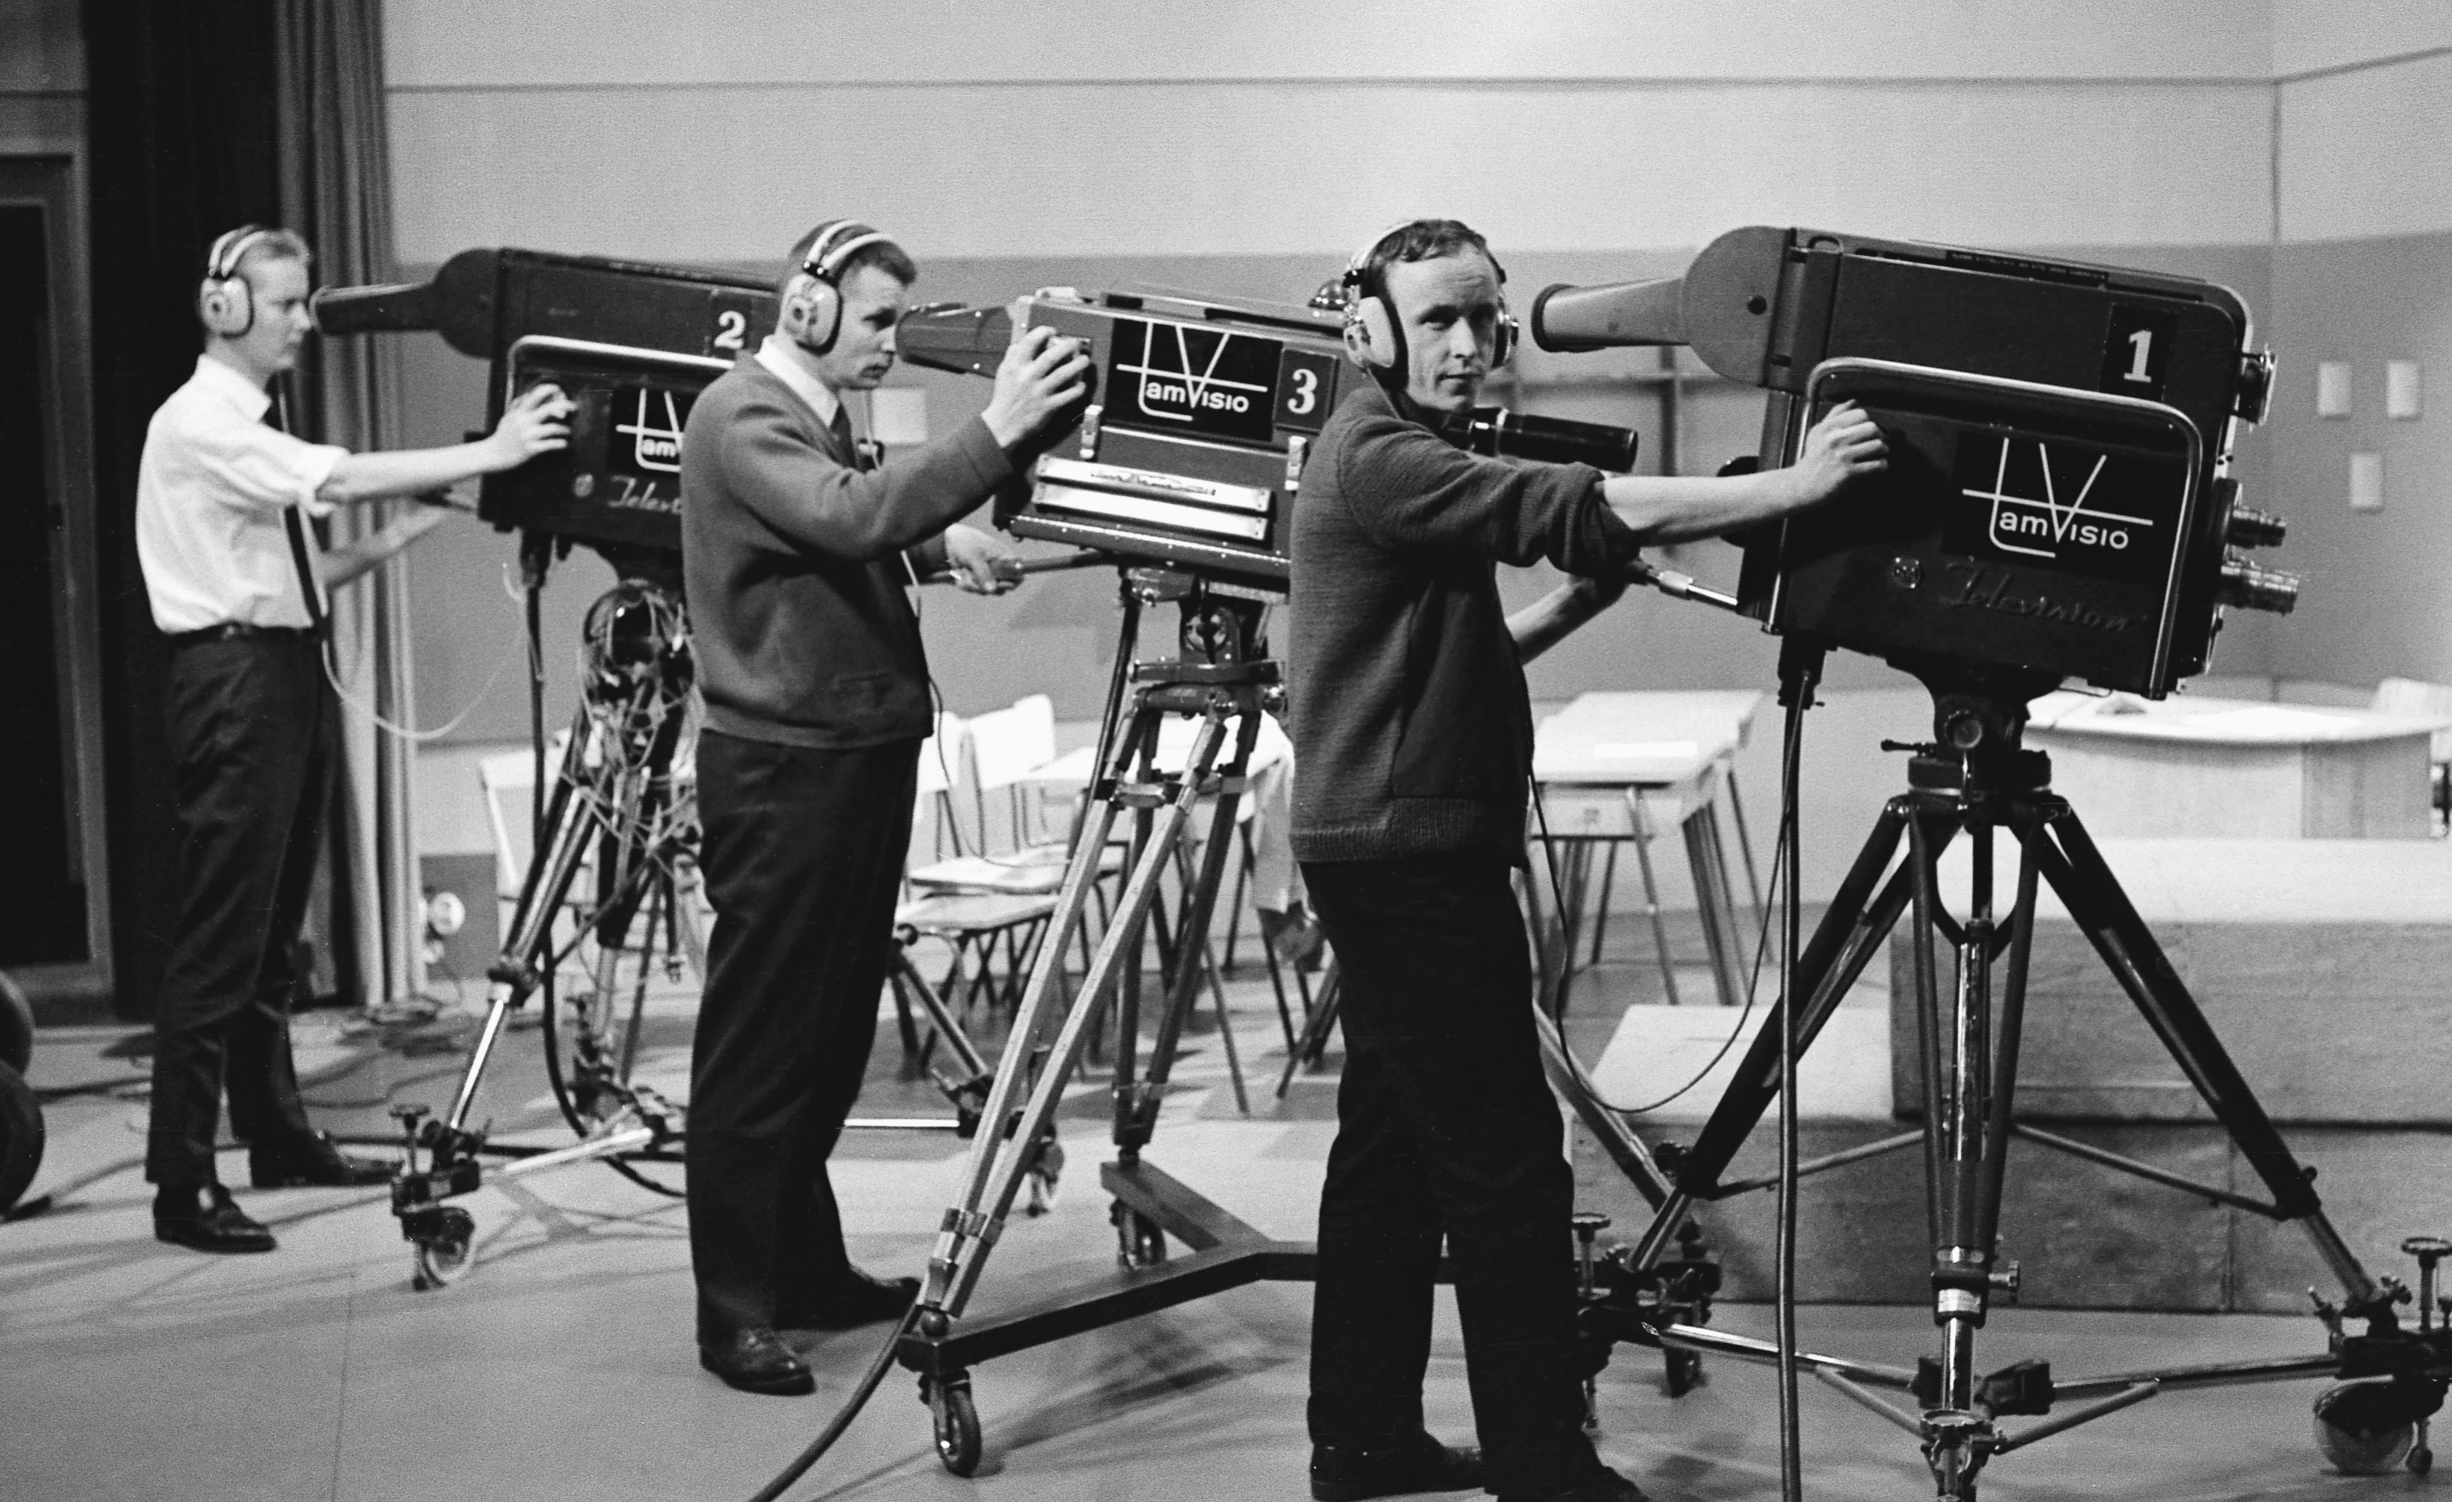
981, 324, 1092, 451
943, 524, 1023, 595
486, 383, 575, 470
1571, 569, 1630, 611
1783, 400, 1887, 508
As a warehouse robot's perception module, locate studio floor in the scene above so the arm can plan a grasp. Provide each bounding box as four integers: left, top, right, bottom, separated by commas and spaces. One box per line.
0, 929, 2420, 1502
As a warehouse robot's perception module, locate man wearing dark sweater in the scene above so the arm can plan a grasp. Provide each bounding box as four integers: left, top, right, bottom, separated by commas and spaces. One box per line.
680, 219, 1088, 1395
1288, 220, 1884, 1502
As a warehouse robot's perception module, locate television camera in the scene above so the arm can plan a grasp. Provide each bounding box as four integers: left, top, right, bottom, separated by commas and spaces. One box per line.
311, 246, 778, 563
1531, 225, 2297, 698
897, 286, 1641, 595
311, 251, 1027, 1288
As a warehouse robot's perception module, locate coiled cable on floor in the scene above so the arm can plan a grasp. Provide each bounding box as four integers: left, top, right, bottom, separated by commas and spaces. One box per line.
743, 1305, 920, 1502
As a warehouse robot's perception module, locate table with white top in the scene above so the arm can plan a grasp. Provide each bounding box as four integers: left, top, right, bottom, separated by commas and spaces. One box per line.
1529, 690, 1767, 1010
2025, 691, 2450, 840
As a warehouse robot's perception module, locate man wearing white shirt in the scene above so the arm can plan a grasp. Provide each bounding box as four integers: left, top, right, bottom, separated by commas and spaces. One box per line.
138, 225, 571, 1254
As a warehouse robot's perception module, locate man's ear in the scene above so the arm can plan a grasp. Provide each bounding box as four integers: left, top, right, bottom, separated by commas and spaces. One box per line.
1340, 320, 1374, 370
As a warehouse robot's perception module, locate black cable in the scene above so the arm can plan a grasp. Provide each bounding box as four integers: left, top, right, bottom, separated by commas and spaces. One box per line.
742, 1307, 920, 1502
1525, 780, 1786, 1115
1772, 641, 1823, 1502
526, 550, 548, 854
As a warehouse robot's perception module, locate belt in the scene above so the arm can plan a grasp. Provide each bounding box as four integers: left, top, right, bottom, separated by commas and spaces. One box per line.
164, 622, 319, 648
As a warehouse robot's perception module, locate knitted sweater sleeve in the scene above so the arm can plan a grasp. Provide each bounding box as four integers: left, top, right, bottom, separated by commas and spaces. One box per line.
1332, 409, 1635, 575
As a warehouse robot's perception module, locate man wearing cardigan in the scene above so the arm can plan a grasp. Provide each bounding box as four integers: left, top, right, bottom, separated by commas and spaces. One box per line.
1287, 219, 1886, 1502
680, 220, 1088, 1395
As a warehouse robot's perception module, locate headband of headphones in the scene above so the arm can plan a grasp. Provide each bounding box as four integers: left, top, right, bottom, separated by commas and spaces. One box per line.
206, 224, 281, 284
801, 219, 896, 285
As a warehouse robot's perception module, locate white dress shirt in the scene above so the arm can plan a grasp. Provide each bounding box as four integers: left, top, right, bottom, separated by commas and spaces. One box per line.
135, 354, 350, 632
752, 334, 843, 433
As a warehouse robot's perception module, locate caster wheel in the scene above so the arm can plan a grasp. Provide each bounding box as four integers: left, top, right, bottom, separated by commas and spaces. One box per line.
929, 1377, 982, 1476
0, 970, 33, 1075
1110, 1203, 1167, 1269
2313, 1381, 2417, 1475
0, 1059, 44, 1216
410, 1206, 477, 1290
2411, 1446, 2434, 1477
1663, 1347, 1702, 1398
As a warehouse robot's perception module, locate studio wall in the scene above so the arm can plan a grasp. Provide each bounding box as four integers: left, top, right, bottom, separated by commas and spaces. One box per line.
376, 0, 2303, 748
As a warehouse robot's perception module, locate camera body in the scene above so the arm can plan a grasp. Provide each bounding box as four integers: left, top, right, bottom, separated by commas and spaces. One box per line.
900, 287, 1349, 591
313, 247, 776, 559
1532, 226, 2293, 697
901, 287, 1645, 592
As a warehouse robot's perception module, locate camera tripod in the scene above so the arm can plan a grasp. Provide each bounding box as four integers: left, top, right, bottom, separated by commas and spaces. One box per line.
387, 572, 995, 1289
889, 567, 1339, 1474
1574, 669, 2451, 1499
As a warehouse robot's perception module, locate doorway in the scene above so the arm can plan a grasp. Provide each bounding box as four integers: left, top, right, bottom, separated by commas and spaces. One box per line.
0, 157, 110, 1009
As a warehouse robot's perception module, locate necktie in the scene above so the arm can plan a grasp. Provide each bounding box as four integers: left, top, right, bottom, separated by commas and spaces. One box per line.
267, 387, 330, 635
828, 404, 858, 468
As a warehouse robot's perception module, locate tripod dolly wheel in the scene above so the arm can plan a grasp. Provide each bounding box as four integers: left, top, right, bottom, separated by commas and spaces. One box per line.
1662, 1345, 1702, 1398
2411, 1445, 2434, 1477
410, 1206, 477, 1291
926, 1374, 982, 1476
2312, 1380, 2418, 1475
1112, 1203, 1167, 1269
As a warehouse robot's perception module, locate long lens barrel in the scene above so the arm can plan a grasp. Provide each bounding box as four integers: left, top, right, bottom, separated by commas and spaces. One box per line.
311, 279, 443, 337
1453, 407, 1639, 473
898, 303, 1012, 377
1530, 277, 1687, 352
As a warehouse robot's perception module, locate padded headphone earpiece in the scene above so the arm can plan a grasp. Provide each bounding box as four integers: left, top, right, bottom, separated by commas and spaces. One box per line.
1338, 220, 1519, 375
795, 219, 897, 356
1339, 221, 1413, 372
199, 224, 275, 338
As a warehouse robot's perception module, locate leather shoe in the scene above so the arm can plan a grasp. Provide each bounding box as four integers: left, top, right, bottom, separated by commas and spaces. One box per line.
1311, 1430, 1485, 1501
154, 1184, 277, 1254
788, 1266, 920, 1331
249, 1131, 391, 1189
1495, 1467, 1649, 1502
698, 1327, 815, 1396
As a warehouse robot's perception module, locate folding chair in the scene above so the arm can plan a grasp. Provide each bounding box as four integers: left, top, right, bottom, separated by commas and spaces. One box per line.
898, 708, 1066, 1031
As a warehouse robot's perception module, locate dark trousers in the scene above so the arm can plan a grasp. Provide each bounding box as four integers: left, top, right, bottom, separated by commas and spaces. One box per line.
146, 634, 329, 1186
1302, 853, 1599, 1497
687, 729, 917, 1341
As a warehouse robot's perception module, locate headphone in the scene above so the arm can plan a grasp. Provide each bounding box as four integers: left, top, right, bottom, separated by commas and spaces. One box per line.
791, 219, 899, 355
1338, 219, 1517, 375
200, 224, 281, 338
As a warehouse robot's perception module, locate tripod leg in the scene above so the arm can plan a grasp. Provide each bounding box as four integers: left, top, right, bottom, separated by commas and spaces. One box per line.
1970, 819, 2041, 1260
445, 738, 602, 1134
2030, 809, 2378, 1302
1933, 815, 1997, 1420
922, 729, 1139, 1308
934, 711, 1235, 1318
1670, 801, 1920, 1201
1123, 711, 1261, 1145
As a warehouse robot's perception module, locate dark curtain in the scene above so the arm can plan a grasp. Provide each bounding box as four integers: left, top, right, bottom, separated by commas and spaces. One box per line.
278, 0, 409, 1009
85, 0, 402, 1018
85, 0, 287, 1020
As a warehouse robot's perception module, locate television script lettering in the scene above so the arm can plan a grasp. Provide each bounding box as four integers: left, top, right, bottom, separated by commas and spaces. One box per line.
607, 474, 681, 514
1937, 566, 2141, 635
